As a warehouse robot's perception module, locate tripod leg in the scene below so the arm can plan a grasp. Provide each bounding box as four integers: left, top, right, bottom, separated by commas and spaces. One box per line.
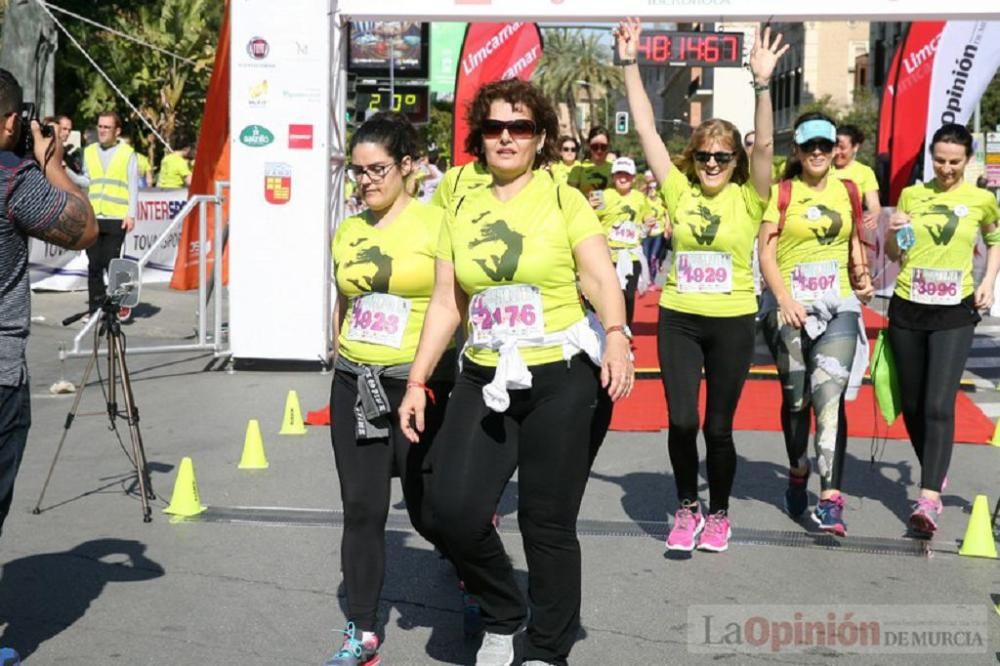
33, 349, 98, 514
111, 334, 153, 523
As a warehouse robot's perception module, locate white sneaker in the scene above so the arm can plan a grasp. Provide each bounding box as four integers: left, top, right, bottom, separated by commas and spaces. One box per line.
476, 631, 515, 666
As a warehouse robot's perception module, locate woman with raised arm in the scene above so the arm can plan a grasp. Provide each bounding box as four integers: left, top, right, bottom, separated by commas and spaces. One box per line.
325, 111, 454, 666
617, 18, 786, 553
398, 79, 632, 666
885, 123, 1000, 538
758, 111, 874, 538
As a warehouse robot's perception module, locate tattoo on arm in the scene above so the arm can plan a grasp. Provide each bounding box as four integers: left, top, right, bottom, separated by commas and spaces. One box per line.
37, 194, 92, 249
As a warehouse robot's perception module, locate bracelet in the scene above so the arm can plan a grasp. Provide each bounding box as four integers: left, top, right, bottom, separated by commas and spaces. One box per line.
751, 80, 770, 94
619, 57, 637, 67
406, 381, 436, 405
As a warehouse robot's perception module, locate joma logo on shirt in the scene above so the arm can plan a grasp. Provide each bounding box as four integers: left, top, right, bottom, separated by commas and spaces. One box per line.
686, 205, 722, 245
345, 246, 393, 292
923, 205, 961, 245
468, 219, 524, 281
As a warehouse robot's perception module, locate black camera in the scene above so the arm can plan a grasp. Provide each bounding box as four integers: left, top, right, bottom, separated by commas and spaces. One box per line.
13, 102, 53, 159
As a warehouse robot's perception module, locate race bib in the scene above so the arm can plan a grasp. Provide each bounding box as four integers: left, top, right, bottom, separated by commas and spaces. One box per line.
608, 221, 641, 245
346, 293, 410, 349
791, 260, 840, 302
676, 252, 733, 293
911, 267, 961, 305
469, 285, 545, 346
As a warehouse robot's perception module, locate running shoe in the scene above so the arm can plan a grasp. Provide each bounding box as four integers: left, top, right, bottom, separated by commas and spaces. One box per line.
665, 502, 705, 552
697, 512, 732, 552
324, 622, 381, 666
0, 648, 21, 666
475, 631, 515, 666
784, 464, 810, 518
908, 496, 942, 537
811, 495, 846, 536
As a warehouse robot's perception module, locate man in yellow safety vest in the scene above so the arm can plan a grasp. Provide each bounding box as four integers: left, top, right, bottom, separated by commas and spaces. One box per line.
82, 111, 138, 318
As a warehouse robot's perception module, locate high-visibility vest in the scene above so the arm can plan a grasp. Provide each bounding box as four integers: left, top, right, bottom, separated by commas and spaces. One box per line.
84, 142, 134, 218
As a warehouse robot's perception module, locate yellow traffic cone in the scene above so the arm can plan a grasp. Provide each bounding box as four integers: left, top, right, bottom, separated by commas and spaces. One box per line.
958, 495, 997, 559
239, 419, 269, 469
279, 390, 307, 435
163, 457, 206, 516
990, 420, 1000, 447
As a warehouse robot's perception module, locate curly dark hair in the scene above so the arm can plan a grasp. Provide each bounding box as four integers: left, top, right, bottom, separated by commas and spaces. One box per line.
674, 118, 749, 186
931, 122, 973, 157
464, 79, 559, 171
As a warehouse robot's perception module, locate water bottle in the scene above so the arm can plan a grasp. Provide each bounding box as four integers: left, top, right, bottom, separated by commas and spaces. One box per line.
896, 223, 915, 252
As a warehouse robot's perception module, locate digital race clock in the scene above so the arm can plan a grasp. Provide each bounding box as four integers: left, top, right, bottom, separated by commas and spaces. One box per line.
620, 31, 745, 68
354, 84, 430, 125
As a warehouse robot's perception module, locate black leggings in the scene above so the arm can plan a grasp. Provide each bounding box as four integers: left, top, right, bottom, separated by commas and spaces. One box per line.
657, 308, 756, 513
330, 369, 452, 632
886, 323, 974, 492
427, 355, 602, 666
623, 259, 641, 326
86, 218, 125, 312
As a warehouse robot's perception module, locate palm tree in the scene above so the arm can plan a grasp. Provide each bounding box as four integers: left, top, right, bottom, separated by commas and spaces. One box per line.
534, 28, 622, 144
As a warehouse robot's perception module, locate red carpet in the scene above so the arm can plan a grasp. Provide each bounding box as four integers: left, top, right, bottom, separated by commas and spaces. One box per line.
616, 289, 993, 444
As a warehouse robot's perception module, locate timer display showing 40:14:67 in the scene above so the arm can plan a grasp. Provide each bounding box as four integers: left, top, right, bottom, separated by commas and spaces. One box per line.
633, 31, 744, 67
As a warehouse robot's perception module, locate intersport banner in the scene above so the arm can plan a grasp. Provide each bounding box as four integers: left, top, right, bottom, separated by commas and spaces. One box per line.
880, 21, 945, 205
452, 22, 543, 166
922, 22, 1000, 181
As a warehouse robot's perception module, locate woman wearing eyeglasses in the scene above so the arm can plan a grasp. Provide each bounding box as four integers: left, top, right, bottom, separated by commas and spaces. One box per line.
326, 111, 455, 666
567, 126, 614, 202
549, 135, 579, 186
885, 123, 1000, 537
398, 79, 632, 666
758, 112, 874, 537
617, 18, 786, 553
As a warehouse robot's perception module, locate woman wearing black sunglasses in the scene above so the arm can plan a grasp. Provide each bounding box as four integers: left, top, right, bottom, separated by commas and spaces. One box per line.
326, 111, 455, 666
567, 126, 614, 202
549, 134, 580, 186
398, 78, 632, 666
758, 111, 874, 538
617, 18, 786, 554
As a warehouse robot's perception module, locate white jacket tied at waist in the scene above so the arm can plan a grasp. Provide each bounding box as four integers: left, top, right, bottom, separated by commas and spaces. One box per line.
465, 312, 606, 413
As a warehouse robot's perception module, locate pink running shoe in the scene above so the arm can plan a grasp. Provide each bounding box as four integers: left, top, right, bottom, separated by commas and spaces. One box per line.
908, 496, 942, 537
665, 503, 704, 552
697, 512, 732, 552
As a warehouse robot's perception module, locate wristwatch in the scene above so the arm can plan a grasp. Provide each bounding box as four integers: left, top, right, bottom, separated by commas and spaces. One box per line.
605, 324, 633, 341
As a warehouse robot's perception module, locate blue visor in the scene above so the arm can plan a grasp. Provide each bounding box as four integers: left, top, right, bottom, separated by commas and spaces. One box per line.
794, 119, 836, 145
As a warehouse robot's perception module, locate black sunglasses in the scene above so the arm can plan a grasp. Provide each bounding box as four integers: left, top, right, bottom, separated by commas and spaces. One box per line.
482, 118, 538, 139
561, 145, 577, 152
798, 139, 835, 154
693, 151, 735, 165
589, 142, 609, 151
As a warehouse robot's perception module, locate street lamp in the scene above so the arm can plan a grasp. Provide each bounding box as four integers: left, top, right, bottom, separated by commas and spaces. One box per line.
574, 80, 609, 129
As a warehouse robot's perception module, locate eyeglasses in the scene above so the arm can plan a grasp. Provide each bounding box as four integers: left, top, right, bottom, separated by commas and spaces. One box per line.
798, 139, 835, 154
482, 119, 538, 139
348, 162, 397, 182
589, 143, 609, 152
694, 151, 735, 165
561, 146, 577, 153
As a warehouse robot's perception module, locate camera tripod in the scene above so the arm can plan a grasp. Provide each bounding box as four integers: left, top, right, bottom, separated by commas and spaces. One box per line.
33, 296, 155, 523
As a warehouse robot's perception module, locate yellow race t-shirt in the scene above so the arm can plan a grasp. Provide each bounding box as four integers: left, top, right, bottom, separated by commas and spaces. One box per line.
334, 200, 444, 366
567, 160, 613, 196
893, 181, 1000, 303
437, 173, 604, 367
762, 177, 856, 301
659, 165, 766, 316
550, 161, 578, 186
157, 152, 192, 189
430, 162, 493, 212
834, 160, 879, 196
597, 188, 652, 261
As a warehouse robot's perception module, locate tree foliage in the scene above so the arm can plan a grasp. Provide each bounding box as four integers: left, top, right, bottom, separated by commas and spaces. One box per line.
53, 0, 222, 164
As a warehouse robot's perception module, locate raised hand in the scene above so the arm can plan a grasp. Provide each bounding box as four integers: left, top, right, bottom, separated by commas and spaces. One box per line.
614, 17, 642, 61
748, 25, 790, 85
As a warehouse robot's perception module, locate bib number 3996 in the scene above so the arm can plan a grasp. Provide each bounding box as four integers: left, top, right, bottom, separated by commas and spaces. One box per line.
470, 285, 545, 346
791, 260, 840, 302
911, 267, 961, 305
676, 252, 732, 293
346, 293, 411, 349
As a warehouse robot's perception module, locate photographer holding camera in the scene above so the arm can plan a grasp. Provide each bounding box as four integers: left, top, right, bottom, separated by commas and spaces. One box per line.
0, 68, 96, 541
